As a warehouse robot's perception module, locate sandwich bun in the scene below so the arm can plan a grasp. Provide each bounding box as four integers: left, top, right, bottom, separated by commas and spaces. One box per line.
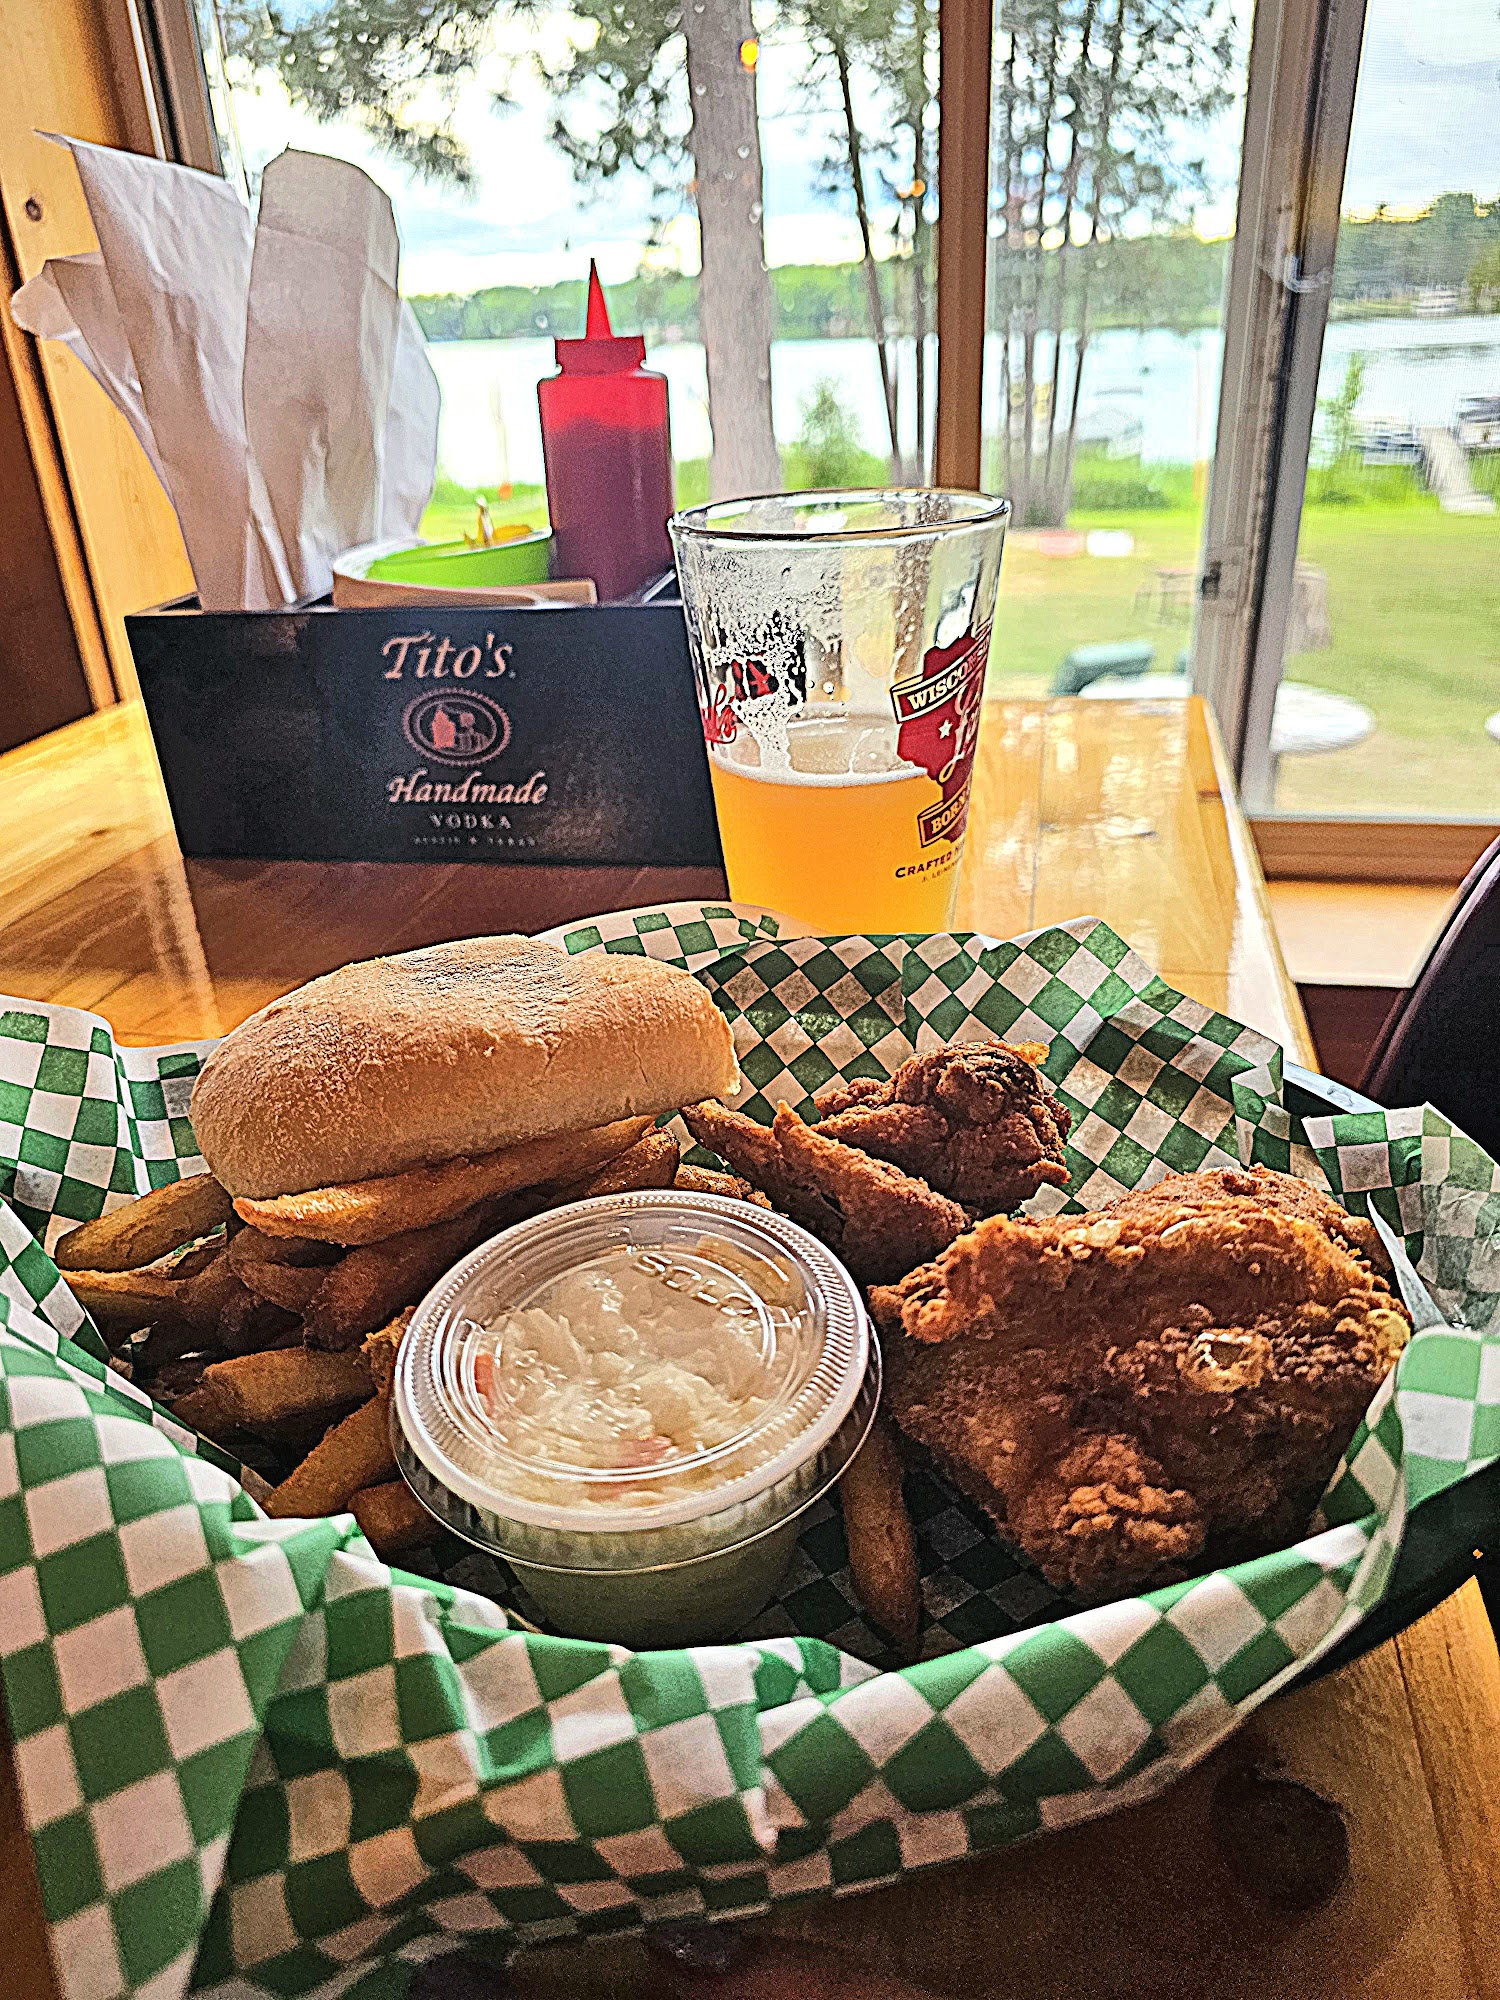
190, 935, 739, 1198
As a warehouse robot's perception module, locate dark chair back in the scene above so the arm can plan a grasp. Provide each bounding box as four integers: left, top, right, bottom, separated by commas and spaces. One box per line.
1361, 836, 1500, 1160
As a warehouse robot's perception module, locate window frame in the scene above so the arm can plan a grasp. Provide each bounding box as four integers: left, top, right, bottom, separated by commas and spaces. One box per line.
114, 0, 1500, 870
1199, 0, 1498, 859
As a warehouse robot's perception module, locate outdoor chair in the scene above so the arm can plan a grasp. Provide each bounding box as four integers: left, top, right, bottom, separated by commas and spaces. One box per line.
1361, 834, 1500, 1162
1051, 639, 1156, 695
1360, 835, 1500, 1633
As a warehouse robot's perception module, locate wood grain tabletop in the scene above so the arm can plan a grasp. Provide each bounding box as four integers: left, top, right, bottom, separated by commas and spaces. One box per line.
1, 694, 1495, 1999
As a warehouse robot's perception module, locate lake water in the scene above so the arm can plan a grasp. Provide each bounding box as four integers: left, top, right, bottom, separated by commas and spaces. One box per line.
429, 315, 1500, 490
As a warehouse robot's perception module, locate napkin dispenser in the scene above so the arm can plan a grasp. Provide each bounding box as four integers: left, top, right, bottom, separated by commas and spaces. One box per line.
125, 594, 723, 869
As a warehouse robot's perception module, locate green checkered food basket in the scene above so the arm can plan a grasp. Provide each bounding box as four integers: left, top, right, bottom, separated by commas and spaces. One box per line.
1, 905, 1497, 2000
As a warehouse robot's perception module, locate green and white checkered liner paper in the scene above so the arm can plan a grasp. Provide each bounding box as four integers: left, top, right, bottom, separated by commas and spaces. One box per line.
1, 906, 1497, 2000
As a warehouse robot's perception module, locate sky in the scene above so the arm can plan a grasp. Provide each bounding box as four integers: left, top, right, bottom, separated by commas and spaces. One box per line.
211, 0, 1500, 299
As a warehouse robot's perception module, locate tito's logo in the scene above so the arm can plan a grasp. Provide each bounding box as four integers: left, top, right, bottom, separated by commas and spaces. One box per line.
402, 690, 511, 766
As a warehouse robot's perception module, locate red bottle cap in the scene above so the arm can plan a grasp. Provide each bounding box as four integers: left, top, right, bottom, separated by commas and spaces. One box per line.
554, 260, 647, 374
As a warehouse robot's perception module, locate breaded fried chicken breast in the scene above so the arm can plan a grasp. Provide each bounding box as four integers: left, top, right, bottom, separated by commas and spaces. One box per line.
875, 1166, 1410, 1600
813, 1042, 1071, 1216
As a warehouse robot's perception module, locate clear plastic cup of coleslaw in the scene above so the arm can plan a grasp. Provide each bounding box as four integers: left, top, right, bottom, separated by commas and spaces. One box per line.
392, 1189, 878, 1647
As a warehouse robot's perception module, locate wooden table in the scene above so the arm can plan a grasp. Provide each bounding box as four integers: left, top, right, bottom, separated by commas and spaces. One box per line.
2, 696, 1497, 1999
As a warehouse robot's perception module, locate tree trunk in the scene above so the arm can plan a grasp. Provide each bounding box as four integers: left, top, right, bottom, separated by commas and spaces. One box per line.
1015, 30, 1039, 525
835, 35, 900, 474
992, 29, 1019, 495
1029, 5, 1062, 525
683, 0, 781, 498
1041, 0, 1095, 519
1019, 306, 1037, 526
912, 194, 927, 480
1059, 0, 1129, 515
909, 2, 936, 480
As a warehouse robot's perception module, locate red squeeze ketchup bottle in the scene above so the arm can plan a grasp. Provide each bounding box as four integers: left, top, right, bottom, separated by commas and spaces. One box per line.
537, 262, 675, 603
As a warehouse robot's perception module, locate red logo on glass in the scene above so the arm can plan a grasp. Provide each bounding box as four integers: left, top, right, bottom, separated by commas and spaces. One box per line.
701, 657, 779, 746
891, 623, 991, 846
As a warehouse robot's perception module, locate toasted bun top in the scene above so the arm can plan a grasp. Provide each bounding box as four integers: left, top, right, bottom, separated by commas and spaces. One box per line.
189, 935, 739, 1197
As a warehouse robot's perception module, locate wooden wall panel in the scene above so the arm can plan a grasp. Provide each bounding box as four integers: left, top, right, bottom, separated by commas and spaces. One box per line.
0, 0, 194, 708
0, 257, 94, 749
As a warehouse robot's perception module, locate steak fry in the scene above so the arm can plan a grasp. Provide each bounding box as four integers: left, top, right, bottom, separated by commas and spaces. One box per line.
54, 1174, 233, 1272
302, 1202, 502, 1351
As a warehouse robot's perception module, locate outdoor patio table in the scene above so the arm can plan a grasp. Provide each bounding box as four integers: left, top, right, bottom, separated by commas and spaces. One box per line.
1080, 673, 1375, 759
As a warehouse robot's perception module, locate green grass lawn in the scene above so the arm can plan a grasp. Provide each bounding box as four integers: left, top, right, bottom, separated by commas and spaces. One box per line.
421, 467, 1499, 819
989, 494, 1499, 817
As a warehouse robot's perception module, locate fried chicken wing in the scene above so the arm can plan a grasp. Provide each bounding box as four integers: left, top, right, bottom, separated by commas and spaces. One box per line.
680, 1098, 968, 1285
879, 1166, 1410, 1601
680, 1100, 819, 1229
772, 1106, 969, 1286
813, 1041, 1072, 1215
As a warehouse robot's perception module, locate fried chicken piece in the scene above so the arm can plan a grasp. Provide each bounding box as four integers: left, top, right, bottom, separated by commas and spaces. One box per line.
680, 1100, 830, 1235
680, 1099, 968, 1286
772, 1107, 969, 1286
871, 1202, 1396, 1356
878, 1166, 1411, 1601
1109, 1164, 1391, 1274
884, 1335, 1207, 1599
813, 1042, 1072, 1216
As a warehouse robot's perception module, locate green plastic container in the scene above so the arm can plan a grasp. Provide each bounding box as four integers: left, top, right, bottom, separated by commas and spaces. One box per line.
367, 531, 552, 588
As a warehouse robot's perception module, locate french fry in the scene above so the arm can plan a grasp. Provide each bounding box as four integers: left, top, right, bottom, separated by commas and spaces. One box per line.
302, 1204, 499, 1351
566, 1128, 681, 1199
168, 1382, 240, 1443
152, 1356, 211, 1400
362, 1308, 416, 1398
234, 1116, 653, 1246
351, 1479, 436, 1560
228, 1229, 336, 1313
178, 1249, 245, 1334
673, 1163, 773, 1208
65, 1267, 193, 1340
213, 1264, 268, 1360
161, 1240, 226, 1282
839, 1416, 921, 1653
263, 1396, 395, 1518
54, 1174, 234, 1272
203, 1346, 372, 1430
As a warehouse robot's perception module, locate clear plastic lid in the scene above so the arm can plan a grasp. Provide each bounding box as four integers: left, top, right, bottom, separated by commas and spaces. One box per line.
393, 1190, 871, 1540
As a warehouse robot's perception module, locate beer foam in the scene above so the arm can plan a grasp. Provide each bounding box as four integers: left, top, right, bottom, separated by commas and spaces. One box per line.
676, 526, 928, 777
713, 712, 918, 788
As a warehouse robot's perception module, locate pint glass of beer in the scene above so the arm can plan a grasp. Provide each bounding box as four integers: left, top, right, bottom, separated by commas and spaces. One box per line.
669, 489, 1010, 934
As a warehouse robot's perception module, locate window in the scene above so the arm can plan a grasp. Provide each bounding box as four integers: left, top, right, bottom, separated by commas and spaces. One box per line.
101, 0, 1500, 839
978, 0, 1254, 704
186, 0, 943, 536
1262, 0, 1500, 819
